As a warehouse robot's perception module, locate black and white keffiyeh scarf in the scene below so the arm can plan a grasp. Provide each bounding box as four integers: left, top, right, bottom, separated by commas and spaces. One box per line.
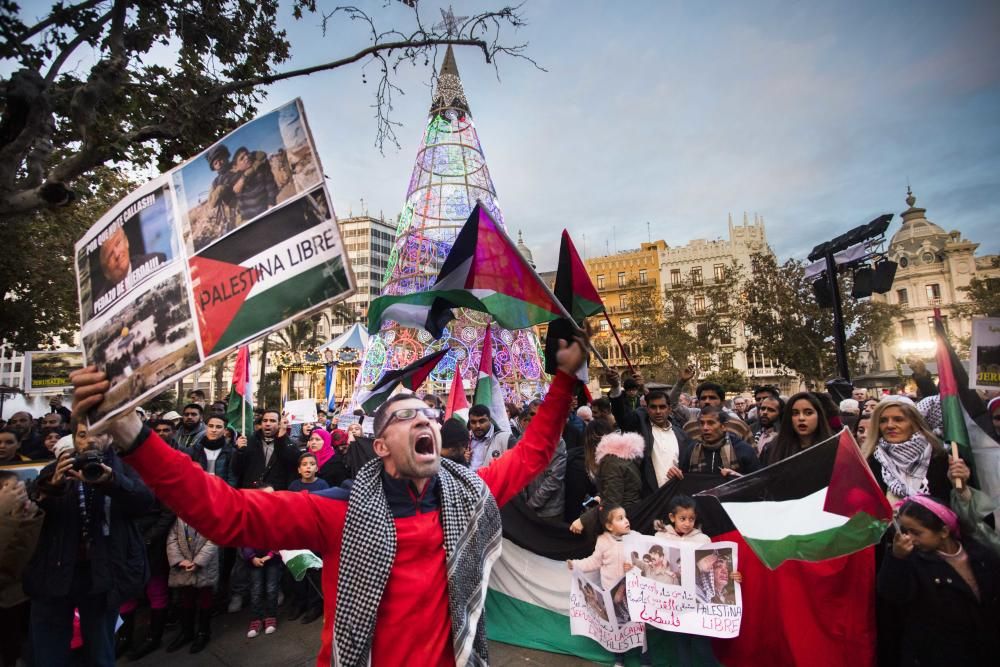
333, 457, 502, 667
874, 433, 932, 499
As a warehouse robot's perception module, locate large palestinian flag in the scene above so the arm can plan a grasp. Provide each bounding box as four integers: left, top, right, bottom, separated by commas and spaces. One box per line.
367, 203, 565, 338
696, 429, 892, 569
188, 189, 351, 356
357, 348, 448, 414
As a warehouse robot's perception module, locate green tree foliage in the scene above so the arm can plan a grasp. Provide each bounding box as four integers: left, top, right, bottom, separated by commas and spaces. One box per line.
701, 367, 748, 395
0, 1, 536, 217
953, 275, 1000, 319
738, 253, 901, 383
0, 166, 135, 348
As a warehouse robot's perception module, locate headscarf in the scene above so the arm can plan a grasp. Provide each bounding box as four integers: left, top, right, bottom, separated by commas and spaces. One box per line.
308, 428, 334, 467
330, 428, 349, 450
895, 495, 960, 538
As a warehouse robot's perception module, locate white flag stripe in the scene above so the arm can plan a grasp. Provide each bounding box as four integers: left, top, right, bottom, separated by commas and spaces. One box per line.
721, 487, 848, 541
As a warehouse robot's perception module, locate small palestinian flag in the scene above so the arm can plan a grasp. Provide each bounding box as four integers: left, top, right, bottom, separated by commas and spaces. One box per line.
696, 429, 892, 570
444, 364, 470, 423
545, 230, 600, 377
933, 308, 975, 475
189, 191, 351, 356
225, 345, 253, 436
473, 324, 511, 433
367, 203, 565, 338
279, 549, 322, 581
357, 348, 448, 414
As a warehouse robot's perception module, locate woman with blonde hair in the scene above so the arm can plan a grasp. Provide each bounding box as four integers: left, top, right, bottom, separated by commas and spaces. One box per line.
862, 399, 951, 503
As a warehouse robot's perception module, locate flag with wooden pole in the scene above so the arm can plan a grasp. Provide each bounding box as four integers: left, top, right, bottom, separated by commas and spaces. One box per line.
225, 345, 253, 437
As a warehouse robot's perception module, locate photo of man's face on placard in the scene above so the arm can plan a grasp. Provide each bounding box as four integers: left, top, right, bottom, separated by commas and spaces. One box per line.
694, 548, 737, 605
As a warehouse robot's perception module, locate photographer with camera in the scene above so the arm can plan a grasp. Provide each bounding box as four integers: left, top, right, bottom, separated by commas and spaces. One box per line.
23, 424, 153, 666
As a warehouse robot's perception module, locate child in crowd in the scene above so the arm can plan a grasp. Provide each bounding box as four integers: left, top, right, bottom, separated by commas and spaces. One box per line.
242, 486, 283, 638
286, 453, 326, 624
568, 504, 650, 667
165, 516, 218, 654
878, 495, 1000, 666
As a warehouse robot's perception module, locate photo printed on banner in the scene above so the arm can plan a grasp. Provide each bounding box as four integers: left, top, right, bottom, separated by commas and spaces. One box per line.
569, 570, 646, 654
76, 178, 179, 325
82, 269, 200, 423
172, 99, 323, 254
188, 186, 351, 357
970, 317, 1000, 390
22, 350, 84, 392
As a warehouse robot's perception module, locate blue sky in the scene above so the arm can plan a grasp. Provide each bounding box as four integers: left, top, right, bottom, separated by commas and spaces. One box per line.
260, 0, 1000, 271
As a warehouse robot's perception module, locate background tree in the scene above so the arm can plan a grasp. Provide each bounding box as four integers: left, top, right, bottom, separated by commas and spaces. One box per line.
616, 280, 697, 383
739, 253, 901, 383
0, 1, 539, 217
701, 367, 748, 395
0, 165, 135, 348
953, 275, 1000, 319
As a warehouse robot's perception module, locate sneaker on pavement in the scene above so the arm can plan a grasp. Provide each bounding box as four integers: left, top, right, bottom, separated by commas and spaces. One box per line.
264, 617, 278, 635
246, 619, 262, 639
227, 596, 243, 613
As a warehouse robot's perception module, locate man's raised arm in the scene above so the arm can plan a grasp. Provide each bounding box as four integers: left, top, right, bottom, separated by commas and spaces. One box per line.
71, 367, 332, 554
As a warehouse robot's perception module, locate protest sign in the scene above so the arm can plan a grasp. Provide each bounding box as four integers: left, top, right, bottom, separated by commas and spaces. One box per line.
969, 317, 1000, 390
22, 350, 84, 392
361, 416, 375, 437
284, 399, 318, 425
569, 570, 646, 653
624, 535, 742, 638
75, 99, 355, 427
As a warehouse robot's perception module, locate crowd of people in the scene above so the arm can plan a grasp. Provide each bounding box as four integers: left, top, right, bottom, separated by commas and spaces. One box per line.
1, 344, 999, 666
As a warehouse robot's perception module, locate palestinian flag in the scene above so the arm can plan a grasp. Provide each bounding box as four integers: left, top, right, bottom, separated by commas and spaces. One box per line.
472, 324, 511, 433
225, 345, 253, 436
696, 429, 891, 570
279, 549, 322, 581
933, 308, 974, 471
189, 190, 351, 356
367, 204, 565, 338
555, 230, 604, 321
357, 348, 447, 414
444, 364, 470, 423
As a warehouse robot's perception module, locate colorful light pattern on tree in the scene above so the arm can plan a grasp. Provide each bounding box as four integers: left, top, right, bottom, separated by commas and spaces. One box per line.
354, 46, 548, 404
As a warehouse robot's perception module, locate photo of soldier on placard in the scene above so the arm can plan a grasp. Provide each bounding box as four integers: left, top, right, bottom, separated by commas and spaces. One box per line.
173, 99, 322, 254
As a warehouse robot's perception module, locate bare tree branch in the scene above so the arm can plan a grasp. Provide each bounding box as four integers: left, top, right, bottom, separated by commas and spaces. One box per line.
44, 9, 114, 83
19, 0, 107, 43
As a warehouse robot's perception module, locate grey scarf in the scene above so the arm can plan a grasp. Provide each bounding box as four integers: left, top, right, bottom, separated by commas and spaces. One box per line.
333, 457, 503, 666
874, 433, 931, 499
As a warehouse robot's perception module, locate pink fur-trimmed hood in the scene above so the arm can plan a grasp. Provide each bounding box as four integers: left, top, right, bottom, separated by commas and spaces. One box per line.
595, 432, 645, 464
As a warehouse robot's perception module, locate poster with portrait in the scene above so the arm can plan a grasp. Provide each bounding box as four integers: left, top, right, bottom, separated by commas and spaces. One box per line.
569, 570, 646, 653
74, 99, 355, 427
22, 350, 85, 392
969, 317, 1000, 390
624, 535, 742, 639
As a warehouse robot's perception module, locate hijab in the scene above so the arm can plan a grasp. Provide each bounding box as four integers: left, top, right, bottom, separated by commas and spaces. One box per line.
309, 428, 334, 467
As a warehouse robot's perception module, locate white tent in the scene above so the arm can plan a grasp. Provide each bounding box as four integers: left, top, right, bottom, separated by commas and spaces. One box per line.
318, 322, 370, 353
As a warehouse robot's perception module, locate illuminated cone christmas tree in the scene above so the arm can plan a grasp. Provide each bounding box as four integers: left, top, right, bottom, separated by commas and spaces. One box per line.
355, 46, 548, 405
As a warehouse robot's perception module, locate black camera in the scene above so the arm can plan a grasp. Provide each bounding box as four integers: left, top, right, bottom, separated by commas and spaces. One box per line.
72, 450, 107, 482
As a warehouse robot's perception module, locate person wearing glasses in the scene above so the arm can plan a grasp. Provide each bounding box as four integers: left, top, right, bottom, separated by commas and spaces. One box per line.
68, 336, 587, 666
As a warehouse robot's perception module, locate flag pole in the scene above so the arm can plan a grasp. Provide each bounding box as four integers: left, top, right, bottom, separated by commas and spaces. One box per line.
603, 311, 636, 374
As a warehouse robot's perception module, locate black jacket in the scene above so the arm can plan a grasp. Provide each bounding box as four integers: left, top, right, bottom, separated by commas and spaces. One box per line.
611, 393, 695, 496
877, 538, 1000, 666
133, 498, 176, 575
679, 435, 760, 476
24, 449, 154, 606
318, 454, 352, 488
231, 433, 299, 490
185, 438, 238, 487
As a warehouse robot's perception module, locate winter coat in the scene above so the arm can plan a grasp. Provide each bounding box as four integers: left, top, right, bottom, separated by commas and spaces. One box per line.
571, 532, 630, 590
231, 433, 299, 490
610, 392, 695, 496
185, 438, 238, 487
563, 445, 598, 523
594, 432, 645, 511
166, 519, 220, 588
520, 437, 567, 519
679, 435, 760, 476
877, 538, 1000, 666
0, 510, 44, 607
23, 449, 153, 607
133, 498, 175, 576
652, 522, 711, 546
175, 422, 207, 450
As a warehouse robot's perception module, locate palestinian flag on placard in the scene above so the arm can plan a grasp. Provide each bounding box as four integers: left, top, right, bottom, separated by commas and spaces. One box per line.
279, 549, 322, 581
367, 203, 565, 338
357, 348, 448, 414
225, 345, 253, 436
444, 363, 470, 423
696, 429, 892, 570
188, 192, 351, 356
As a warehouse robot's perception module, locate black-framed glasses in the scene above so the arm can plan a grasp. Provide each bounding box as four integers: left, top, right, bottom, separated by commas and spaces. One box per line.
378, 407, 441, 436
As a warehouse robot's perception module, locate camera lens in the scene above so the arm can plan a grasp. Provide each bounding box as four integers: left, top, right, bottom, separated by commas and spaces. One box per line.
82, 461, 104, 481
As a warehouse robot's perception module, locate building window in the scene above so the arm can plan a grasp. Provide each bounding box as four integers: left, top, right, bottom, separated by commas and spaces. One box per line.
691, 267, 703, 286
714, 264, 726, 283
901, 319, 916, 339
619, 294, 628, 310
598, 320, 609, 332
694, 295, 705, 313
621, 318, 631, 330
617, 272, 626, 288
697, 323, 709, 344
597, 274, 605, 290
639, 269, 647, 285
720, 323, 733, 345
672, 297, 685, 315
897, 288, 908, 305
925, 284, 941, 302
671, 269, 681, 287
720, 353, 734, 369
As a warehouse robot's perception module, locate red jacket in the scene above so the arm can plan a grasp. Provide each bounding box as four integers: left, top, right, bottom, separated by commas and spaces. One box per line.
126, 371, 574, 665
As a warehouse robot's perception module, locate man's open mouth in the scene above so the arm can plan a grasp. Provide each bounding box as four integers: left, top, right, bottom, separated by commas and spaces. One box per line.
415, 433, 435, 455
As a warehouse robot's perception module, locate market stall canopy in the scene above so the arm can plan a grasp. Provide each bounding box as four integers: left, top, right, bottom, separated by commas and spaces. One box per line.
319, 322, 370, 353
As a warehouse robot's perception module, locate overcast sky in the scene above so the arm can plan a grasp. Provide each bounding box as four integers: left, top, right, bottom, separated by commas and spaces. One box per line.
20, 0, 1000, 270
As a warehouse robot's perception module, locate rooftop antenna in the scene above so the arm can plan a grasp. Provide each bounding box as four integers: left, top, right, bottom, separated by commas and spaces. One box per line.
646, 221, 651, 243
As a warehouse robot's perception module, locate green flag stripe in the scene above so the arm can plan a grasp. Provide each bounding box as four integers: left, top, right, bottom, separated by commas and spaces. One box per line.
742, 511, 889, 570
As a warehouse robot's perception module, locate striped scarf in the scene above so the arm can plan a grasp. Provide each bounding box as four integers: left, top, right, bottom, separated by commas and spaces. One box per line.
874, 433, 932, 499
333, 458, 502, 666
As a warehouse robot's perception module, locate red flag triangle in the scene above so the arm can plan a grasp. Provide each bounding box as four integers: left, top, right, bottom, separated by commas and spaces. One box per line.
189, 256, 259, 355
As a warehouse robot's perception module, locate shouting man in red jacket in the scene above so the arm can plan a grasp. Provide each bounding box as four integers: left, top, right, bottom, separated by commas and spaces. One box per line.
71, 337, 587, 667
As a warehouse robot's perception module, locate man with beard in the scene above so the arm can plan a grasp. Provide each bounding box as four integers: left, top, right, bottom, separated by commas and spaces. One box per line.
69, 337, 586, 665
231, 410, 299, 491
467, 405, 510, 471
6, 411, 47, 460
175, 404, 206, 450
610, 385, 693, 495
674, 406, 759, 480
752, 396, 784, 459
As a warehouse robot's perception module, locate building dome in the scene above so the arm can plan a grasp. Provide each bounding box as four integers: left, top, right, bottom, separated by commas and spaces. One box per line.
516, 230, 536, 269
889, 188, 948, 262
